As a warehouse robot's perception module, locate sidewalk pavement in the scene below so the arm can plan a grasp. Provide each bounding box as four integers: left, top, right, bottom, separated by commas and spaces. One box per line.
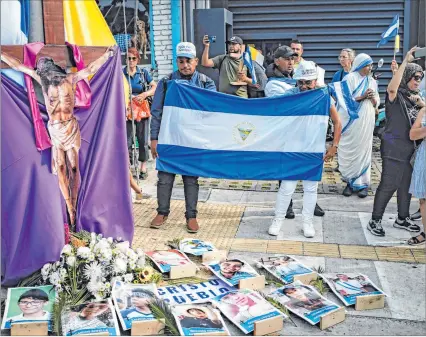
132, 157, 425, 335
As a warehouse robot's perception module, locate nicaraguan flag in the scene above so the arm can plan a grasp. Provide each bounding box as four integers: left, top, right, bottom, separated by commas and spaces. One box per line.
377, 15, 399, 48
156, 81, 330, 181
243, 47, 257, 85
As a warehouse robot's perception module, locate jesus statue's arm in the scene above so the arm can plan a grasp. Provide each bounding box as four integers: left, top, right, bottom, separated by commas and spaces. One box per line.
1, 53, 41, 84
72, 46, 115, 84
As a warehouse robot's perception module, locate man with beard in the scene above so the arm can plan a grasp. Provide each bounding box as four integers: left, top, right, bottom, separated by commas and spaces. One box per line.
268, 61, 342, 238
150, 42, 216, 233
202, 35, 253, 98
1, 47, 115, 226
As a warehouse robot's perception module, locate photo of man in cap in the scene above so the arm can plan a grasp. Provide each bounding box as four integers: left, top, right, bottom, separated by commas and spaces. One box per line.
202, 35, 253, 98
120, 288, 156, 329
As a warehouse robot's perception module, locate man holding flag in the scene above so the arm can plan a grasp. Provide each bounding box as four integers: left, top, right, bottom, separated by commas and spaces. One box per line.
243, 46, 267, 98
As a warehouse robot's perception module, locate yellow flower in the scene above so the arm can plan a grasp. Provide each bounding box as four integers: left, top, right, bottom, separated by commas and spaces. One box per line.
139, 266, 154, 281
71, 237, 87, 249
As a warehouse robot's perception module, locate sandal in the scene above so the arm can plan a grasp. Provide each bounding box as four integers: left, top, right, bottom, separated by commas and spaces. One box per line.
407, 232, 426, 246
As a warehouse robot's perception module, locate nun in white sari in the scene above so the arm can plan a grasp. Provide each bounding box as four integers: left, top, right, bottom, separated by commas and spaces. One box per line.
335, 53, 380, 198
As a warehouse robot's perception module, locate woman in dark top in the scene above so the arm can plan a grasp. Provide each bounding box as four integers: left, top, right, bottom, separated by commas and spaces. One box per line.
124, 48, 157, 180
368, 47, 424, 237
331, 48, 355, 83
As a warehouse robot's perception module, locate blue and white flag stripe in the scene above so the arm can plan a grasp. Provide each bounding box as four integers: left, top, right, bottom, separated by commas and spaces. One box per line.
243, 48, 256, 85
157, 81, 330, 181
377, 14, 399, 47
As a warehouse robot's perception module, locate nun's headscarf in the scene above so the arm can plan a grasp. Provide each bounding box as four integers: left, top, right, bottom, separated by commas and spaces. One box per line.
351, 53, 373, 73
400, 62, 423, 94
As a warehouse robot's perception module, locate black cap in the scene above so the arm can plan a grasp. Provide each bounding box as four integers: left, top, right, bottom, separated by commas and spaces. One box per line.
274, 46, 298, 59
227, 36, 243, 45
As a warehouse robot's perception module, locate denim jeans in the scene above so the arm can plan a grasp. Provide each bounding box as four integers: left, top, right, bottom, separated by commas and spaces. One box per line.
157, 171, 199, 219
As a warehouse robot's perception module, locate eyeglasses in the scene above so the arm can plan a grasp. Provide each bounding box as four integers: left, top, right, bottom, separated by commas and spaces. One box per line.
412, 75, 424, 82
128, 57, 137, 61
297, 80, 313, 86
19, 300, 43, 306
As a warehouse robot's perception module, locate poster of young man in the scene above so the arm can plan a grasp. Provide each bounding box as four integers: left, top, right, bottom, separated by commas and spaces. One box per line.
1, 285, 55, 330
322, 273, 385, 306
61, 300, 120, 336
205, 259, 259, 287
112, 281, 157, 330
172, 303, 230, 336
211, 289, 286, 334
146, 249, 194, 273
257, 255, 314, 283
269, 281, 341, 325
179, 239, 216, 256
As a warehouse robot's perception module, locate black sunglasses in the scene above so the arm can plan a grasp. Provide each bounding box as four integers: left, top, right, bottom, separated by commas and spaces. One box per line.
128, 57, 137, 61
297, 79, 313, 86
412, 75, 424, 82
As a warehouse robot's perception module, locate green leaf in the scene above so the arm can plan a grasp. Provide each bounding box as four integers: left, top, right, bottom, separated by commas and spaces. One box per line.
148, 299, 180, 336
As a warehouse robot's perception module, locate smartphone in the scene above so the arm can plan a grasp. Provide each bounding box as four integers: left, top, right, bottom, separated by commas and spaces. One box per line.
414, 47, 426, 58
208, 35, 217, 43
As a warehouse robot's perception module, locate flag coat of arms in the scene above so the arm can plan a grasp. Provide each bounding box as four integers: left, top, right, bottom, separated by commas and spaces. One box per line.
157, 81, 330, 181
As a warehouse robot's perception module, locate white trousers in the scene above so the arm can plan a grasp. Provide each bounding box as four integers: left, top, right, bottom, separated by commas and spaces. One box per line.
274, 180, 318, 225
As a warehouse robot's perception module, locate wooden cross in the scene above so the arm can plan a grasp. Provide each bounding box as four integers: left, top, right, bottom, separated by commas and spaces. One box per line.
1, 0, 107, 69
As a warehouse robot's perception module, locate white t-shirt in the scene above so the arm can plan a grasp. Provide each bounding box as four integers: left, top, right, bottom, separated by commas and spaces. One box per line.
8, 311, 51, 323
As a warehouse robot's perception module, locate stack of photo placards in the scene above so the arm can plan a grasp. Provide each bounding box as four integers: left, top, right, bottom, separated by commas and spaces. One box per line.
204, 259, 265, 290
61, 300, 120, 336
256, 255, 317, 284
111, 281, 159, 334
146, 249, 197, 279
211, 289, 286, 335
322, 273, 386, 310
179, 239, 227, 263
1, 285, 55, 335
269, 281, 345, 330
172, 303, 230, 336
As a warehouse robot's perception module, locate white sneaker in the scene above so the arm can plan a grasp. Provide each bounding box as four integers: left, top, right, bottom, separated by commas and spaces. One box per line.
303, 222, 315, 238
269, 218, 284, 236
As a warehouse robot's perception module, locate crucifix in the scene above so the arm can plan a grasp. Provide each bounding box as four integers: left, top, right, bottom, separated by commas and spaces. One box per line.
1, 0, 114, 227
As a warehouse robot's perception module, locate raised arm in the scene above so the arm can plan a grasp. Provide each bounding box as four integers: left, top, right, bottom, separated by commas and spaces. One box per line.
201, 35, 215, 68
387, 46, 417, 102
72, 46, 114, 84
410, 107, 426, 141
1, 53, 41, 83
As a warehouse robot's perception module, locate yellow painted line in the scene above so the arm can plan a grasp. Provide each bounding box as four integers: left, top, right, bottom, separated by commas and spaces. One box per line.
231, 238, 268, 253
267, 240, 303, 255
339, 245, 378, 260
375, 247, 416, 263
303, 242, 340, 258
411, 249, 426, 264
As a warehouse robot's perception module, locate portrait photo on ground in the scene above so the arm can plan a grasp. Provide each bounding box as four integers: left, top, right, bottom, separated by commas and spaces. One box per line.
257, 255, 314, 284
205, 259, 259, 287
146, 249, 194, 273
1, 285, 56, 330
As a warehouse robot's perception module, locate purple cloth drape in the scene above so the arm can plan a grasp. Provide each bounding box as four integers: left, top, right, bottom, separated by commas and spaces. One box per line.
1, 50, 133, 285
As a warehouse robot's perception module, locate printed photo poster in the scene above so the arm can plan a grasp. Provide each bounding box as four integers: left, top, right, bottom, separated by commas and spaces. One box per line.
112, 281, 158, 330
179, 239, 216, 256
1, 285, 55, 330
257, 255, 314, 284
172, 303, 230, 336
146, 249, 194, 273
269, 281, 341, 325
322, 273, 386, 306
61, 300, 120, 336
211, 289, 286, 334
157, 278, 235, 305
205, 259, 259, 287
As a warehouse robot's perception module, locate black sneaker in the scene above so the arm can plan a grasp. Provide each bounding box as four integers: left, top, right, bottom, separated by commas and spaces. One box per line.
358, 188, 368, 198
342, 184, 353, 197
285, 200, 295, 219
393, 217, 421, 232
314, 203, 325, 217
410, 209, 422, 221
367, 219, 385, 236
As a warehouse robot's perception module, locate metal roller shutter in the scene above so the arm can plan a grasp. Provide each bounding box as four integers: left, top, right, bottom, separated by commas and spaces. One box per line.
228, 0, 409, 97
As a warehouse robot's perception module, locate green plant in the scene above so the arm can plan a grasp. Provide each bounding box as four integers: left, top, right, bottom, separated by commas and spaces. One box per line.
256, 291, 297, 327
310, 266, 329, 295
162, 276, 207, 286
167, 237, 183, 250
149, 298, 180, 336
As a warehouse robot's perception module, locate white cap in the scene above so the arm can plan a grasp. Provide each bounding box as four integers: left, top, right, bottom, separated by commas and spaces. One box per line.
293, 61, 318, 80
176, 42, 196, 59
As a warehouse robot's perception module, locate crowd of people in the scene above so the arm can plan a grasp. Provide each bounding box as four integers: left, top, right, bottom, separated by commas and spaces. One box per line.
124, 35, 425, 245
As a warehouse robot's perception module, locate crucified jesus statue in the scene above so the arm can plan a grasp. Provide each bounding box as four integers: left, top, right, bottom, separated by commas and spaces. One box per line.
1, 47, 115, 227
